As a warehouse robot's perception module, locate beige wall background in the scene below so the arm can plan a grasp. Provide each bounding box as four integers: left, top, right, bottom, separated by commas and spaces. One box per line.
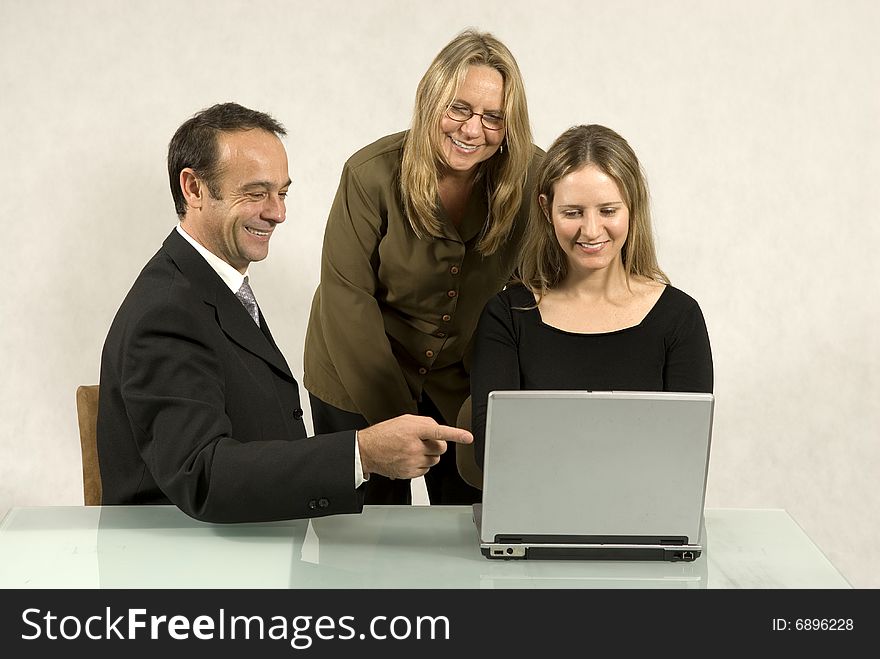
1, 0, 877, 586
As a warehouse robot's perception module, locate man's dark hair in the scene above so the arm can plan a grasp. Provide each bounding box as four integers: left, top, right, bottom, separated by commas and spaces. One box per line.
168, 102, 287, 219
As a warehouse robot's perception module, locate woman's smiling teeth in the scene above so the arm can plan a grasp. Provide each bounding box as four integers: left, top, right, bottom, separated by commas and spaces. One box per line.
576, 240, 608, 252
451, 137, 478, 152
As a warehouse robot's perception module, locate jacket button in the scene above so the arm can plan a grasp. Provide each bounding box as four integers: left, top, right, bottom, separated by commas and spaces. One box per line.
447, 290, 457, 298
318, 498, 330, 509
418, 367, 427, 375
450, 265, 460, 275
441, 314, 451, 322
436, 331, 446, 338
308, 499, 317, 510
293, 408, 303, 420
425, 350, 434, 358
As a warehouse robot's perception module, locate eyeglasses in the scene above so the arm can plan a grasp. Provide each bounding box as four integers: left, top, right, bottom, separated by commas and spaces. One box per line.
445, 103, 505, 131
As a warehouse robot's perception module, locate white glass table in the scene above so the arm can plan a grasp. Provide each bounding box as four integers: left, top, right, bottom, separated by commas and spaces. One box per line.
0, 506, 849, 589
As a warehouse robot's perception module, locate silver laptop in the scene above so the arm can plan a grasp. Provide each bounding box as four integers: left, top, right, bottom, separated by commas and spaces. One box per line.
475, 391, 714, 562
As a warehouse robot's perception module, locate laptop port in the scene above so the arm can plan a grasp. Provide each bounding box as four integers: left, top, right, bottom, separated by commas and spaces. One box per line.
488, 545, 526, 558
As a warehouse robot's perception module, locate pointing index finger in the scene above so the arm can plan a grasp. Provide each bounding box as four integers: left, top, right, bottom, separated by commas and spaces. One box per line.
435, 425, 473, 445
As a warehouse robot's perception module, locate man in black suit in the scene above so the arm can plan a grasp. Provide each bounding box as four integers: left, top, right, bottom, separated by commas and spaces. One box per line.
97, 102, 472, 523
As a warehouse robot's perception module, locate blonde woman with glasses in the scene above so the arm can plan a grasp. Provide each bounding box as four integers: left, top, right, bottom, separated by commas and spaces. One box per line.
304, 29, 543, 505
470, 124, 714, 468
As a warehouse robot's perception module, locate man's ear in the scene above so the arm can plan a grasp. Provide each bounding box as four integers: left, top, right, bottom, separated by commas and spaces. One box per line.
180, 168, 204, 211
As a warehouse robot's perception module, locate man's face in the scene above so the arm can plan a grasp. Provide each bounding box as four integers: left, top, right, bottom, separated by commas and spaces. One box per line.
185, 129, 290, 273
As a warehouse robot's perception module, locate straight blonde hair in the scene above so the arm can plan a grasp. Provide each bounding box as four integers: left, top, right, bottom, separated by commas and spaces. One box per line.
517, 124, 668, 298
400, 29, 533, 255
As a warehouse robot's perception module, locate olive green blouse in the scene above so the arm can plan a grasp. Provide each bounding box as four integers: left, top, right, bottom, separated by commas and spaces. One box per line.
303, 131, 543, 426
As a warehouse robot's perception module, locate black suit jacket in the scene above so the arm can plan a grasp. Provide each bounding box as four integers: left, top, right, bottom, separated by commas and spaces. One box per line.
97, 229, 364, 522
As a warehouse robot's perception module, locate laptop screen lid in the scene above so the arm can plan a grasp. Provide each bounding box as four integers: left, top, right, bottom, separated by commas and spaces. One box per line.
478, 391, 714, 560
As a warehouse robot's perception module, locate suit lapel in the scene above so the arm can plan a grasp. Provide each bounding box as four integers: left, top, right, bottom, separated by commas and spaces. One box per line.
162, 230, 294, 379
213, 293, 294, 378
258, 309, 283, 354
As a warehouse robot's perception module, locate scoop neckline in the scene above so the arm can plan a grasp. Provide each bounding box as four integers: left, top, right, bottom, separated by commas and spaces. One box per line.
530, 285, 670, 337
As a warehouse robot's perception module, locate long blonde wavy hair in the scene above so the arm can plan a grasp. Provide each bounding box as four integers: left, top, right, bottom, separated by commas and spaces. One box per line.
400, 29, 533, 255
517, 124, 669, 299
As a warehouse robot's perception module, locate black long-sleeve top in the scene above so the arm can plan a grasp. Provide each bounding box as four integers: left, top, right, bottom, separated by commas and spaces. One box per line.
470, 283, 714, 468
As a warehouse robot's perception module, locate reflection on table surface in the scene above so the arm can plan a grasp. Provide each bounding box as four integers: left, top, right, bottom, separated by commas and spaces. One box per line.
0, 506, 849, 589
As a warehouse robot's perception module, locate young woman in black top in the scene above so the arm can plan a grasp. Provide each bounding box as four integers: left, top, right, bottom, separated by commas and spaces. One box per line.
471, 124, 713, 467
